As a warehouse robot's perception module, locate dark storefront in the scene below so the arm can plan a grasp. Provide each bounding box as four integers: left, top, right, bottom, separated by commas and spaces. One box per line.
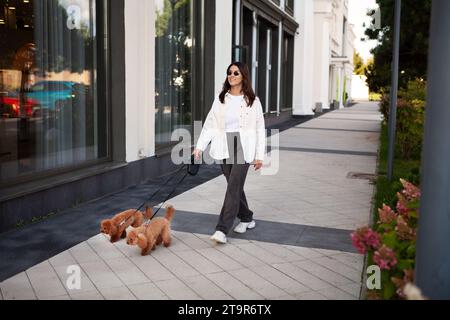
233, 0, 297, 118
0, 0, 216, 234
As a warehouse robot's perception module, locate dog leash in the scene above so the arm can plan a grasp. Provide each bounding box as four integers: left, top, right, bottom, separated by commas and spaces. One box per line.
122, 155, 200, 225
143, 169, 189, 225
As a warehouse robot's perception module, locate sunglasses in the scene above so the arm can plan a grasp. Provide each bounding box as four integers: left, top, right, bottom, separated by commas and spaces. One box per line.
227, 71, 241, 77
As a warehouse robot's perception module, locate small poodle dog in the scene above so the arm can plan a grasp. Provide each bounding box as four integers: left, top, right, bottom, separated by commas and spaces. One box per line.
100, 206, 153, 243
126, 205, 175, 256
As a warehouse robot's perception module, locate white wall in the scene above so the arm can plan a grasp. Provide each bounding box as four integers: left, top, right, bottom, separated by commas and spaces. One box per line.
293, 0, 315, 115
124, 0, 155, 162
313, 14, 331, 109
214, 0, 233, 97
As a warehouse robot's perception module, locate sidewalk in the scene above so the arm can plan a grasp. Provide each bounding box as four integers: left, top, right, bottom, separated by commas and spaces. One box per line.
0, 102, 382, 300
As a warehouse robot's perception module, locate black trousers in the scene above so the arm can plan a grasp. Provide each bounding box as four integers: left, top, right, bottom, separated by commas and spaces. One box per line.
216, 133, 254, 234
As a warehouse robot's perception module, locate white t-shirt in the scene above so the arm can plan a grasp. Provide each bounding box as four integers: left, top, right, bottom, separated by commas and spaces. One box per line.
225, 94, 244, 133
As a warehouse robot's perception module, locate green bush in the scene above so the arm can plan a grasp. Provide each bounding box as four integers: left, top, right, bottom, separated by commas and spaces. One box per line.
369, 92, 382, 101
378, 80, 426, 160
396, 98, 425, 160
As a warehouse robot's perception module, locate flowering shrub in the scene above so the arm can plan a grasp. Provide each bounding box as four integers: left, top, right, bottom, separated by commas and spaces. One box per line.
351, 179, 421, 299
379, 79, 426, 160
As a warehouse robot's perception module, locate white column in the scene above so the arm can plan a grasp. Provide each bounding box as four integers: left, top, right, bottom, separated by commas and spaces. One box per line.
251, 11, 258, 90
292, 0, 314, 116
313, 14, 330, 110
125, 0, 154, 162
330, 65, 337, 104
338, 66, 345, 108
215, 0, 233, 95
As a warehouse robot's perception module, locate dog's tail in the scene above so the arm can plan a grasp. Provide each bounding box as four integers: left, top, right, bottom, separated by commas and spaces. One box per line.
144, 206, 154, 219
164, 205, 175, 222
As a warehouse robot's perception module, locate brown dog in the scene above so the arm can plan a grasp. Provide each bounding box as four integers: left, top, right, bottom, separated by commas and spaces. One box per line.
126, 205, 174, 256
100, 206, 153, 243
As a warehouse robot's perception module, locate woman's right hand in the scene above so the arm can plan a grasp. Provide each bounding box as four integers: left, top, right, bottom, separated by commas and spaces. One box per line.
192, 148, 203, 161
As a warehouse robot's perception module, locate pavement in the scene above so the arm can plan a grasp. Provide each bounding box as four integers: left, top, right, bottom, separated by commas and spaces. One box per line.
0, 102, 382, 300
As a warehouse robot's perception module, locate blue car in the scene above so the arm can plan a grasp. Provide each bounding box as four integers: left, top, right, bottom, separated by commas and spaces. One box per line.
25, 81, 86, 113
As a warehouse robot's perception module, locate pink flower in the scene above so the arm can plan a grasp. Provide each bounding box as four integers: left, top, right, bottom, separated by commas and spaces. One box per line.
400, 179, 421, 201
396, 193, 410, 217
374, 245, 398, 270
395, 216, 416, 241
351, 227, 381, 254
378, 204, 397, 224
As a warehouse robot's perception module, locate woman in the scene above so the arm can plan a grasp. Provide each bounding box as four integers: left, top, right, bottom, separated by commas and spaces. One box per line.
193, 62, 266, 244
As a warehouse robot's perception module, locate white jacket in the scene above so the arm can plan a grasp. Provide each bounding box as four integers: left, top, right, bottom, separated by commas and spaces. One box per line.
196, 92, 266, 163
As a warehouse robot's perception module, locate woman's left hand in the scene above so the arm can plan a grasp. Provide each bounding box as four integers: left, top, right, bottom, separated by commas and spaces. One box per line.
253, 160, 263, 171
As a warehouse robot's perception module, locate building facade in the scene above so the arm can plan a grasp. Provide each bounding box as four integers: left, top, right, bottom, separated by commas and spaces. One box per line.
0, 0, 354, 233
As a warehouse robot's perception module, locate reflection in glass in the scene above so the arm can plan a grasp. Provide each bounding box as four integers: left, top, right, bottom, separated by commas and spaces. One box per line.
0, 0, 105, 184
155, 0, 192, 147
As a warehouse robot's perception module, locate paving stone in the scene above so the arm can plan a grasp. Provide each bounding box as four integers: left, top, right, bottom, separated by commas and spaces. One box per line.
128, 282, 169, 300
234, 242, 289, 264
0, 272, 37, 300
129, 255, 176, 282
151, 249, 200, 278
70, 290, 104, 300
79, 261, 124, 289
294, 291, 329, 300
214, 245, 265, 268
69, 242, 102, 264
272, 262, 331, 291
228, 268, 287, 299
26, 265, 67, 299
175, 250, 223, 274
316, 286, 358, 300
180, 274, 233, 300
293, 260, 356, 287
196, 248, 244, 271
99, 286, 137, 300
251, 265, 310, 295
205, 272, 264, 300
154, 278, 201, 300
104, 257, 151, 286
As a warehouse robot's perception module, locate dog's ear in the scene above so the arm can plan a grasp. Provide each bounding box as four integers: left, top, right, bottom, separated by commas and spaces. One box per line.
109, 223, 117, 235
100, 220, 110, 232
137, 234, 147, 248
126, 231, 136, 245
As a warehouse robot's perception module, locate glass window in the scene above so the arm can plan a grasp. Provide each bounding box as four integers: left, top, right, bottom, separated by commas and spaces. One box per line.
285, 0, 294, 16
0, 0, 107, 185
155, 0, 192, 148
280, 31, 294, 110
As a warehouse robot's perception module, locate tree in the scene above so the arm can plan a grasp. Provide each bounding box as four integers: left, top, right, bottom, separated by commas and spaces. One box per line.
353, 51, 366, 75
364, 0, 431, 92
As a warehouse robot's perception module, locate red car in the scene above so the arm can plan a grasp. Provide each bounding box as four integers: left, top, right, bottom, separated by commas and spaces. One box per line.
0, 96, 39, 118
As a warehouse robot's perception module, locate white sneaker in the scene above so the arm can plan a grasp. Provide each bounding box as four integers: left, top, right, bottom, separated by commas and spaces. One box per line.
233, 220, 256, 234
210, 231, 227, 244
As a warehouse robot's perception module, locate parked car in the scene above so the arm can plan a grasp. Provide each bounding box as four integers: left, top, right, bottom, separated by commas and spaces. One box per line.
25, 81, 87, 113
0, 95, 39, 118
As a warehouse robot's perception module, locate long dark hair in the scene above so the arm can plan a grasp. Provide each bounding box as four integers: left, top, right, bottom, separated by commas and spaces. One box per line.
219, 62, 256, 107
